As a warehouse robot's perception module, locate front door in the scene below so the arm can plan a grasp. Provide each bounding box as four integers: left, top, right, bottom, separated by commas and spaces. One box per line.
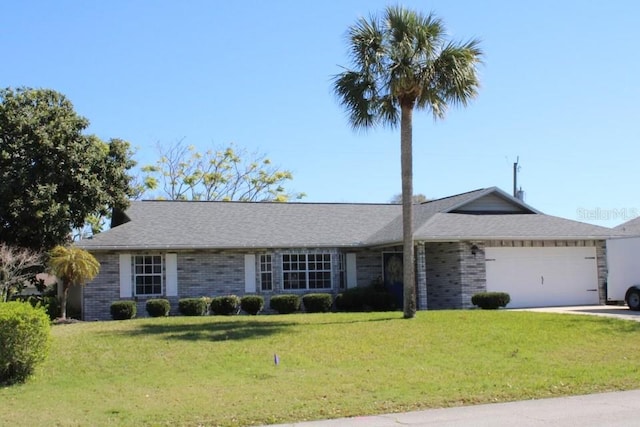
383, 252, 403, 308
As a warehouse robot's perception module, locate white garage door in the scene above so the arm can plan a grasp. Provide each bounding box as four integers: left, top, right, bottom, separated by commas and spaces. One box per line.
485, 247, 599, 308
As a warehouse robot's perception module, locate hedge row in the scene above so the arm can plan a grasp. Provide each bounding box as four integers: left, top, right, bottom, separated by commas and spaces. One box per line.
109, 291, 392, 319
108, 295, 267, 319
335, 286, 396, 312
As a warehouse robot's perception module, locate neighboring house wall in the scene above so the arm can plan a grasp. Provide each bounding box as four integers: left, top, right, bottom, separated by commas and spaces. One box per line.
595, 240, 607, 303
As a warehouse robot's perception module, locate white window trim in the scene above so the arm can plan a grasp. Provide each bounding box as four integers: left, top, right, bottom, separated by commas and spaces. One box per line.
259, 254, 273, 291
133, 254, 165, 297
282, 253, 333, 291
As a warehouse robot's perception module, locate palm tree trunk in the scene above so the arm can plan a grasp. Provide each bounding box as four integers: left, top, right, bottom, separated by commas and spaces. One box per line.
401, 103, 416, 319
60, 283, 69, 320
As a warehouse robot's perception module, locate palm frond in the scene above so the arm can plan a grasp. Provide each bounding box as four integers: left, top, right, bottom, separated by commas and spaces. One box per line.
432, 38, 483, 108
348, 15, 385, 76
49, 245, 100, 286
333, 6, 482, 127
378, 94, 400, 128
332, 70, 378, 130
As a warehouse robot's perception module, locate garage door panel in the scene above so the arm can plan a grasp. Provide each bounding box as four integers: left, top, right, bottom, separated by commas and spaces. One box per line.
485, 247, 598, 308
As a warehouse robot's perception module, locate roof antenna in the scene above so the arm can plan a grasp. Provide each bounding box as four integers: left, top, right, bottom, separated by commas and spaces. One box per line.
513, 157, 525, 201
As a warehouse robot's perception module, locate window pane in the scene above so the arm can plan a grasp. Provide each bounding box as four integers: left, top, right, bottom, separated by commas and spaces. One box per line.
134, 254, 163, 295
281, 253, 333, 290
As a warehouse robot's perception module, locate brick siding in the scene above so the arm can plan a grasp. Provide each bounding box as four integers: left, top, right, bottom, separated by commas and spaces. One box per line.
83, 240, 607, 319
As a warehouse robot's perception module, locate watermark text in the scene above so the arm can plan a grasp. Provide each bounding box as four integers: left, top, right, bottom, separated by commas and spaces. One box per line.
576, 207, 639, 222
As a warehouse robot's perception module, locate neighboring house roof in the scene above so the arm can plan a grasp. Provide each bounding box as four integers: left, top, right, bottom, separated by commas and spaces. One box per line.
78, 187, 619, 251
613, 216, 640, 236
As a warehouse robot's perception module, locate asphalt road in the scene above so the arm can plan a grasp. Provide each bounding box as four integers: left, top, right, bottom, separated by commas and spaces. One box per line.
266, 390, 640, 426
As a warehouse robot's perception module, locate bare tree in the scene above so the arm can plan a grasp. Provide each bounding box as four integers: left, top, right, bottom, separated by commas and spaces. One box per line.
0, 244, 43, 302
389, 194, 429, 204
141, 140, 305, 202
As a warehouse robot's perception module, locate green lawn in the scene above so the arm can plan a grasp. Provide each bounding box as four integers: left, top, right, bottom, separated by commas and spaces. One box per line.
3, 311, 640, 426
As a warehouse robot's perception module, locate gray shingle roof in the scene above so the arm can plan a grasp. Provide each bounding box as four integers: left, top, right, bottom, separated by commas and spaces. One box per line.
78, 201, 401, 250
413, 213, 619, 241
78, 187, 620, 251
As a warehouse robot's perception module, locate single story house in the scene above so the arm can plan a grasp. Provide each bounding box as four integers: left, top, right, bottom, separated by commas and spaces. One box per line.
77, 187, 619, 320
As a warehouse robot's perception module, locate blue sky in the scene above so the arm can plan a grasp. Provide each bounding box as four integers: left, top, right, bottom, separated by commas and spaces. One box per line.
2, 0, 639, 227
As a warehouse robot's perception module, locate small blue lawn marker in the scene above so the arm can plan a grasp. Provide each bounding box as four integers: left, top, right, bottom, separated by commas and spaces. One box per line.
274, 353, 280, 366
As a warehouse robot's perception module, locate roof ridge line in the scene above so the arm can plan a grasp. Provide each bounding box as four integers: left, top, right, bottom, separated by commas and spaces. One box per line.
422, 188, 487, 204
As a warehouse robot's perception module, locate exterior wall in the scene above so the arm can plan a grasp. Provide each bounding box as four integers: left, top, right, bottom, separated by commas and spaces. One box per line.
424, 241, 485, 310
354, 249, 385, 288
178, 251, 245, 297
82, 252, 121, 321
83, 239, 608, 319
425, 242, 463, 309
84, 247, 385, 320
459, 241, 487, 308
416, 243, 427, 309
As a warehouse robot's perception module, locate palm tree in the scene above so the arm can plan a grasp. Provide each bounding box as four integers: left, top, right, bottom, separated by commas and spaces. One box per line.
49, 245, 100, 320
333, 6, 482, 318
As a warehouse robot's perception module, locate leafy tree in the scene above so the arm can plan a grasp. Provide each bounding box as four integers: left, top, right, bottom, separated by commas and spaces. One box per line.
141, 140, 305, 201
0, 87, 136, 250
390, 194, 429, 204
333, 6, 482, 318
49, 245, 99, 320
0, 244, 43, 302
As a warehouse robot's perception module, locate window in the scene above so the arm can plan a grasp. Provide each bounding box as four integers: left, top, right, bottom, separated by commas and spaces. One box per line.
283, 253, 332, 290
260, 254, 273, 291
134, 255, 163, 296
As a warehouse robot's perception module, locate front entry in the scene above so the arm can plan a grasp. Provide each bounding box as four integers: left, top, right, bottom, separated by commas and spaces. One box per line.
383, 252, 403, 308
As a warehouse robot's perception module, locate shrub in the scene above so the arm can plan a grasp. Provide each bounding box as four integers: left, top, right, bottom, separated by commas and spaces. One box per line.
178, 298, 208, 316
302, 293, 333, 313
210, 295, 241, 315
11, 295, 60, 321
146, 299, 171, 317
269, 294, 301, 314
110, 301, 137, 320
335, 288, 367, 311
240, 295, 264, 315
335, 287, 396, 312
0, 302, 51, 385
471, 292, 511, 310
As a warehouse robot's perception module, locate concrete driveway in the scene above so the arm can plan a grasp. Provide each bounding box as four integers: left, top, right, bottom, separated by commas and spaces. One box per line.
516, 304, 640, 321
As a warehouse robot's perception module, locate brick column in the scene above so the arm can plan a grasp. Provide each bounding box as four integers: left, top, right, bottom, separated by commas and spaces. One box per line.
416, 242, 428, 310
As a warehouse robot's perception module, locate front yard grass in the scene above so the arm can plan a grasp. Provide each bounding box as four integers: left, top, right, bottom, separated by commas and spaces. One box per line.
2, 310, 640, 426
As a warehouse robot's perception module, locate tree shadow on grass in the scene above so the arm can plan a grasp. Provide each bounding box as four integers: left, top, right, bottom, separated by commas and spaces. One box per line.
101, 313, 403, 342
107, 319, 299, 342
